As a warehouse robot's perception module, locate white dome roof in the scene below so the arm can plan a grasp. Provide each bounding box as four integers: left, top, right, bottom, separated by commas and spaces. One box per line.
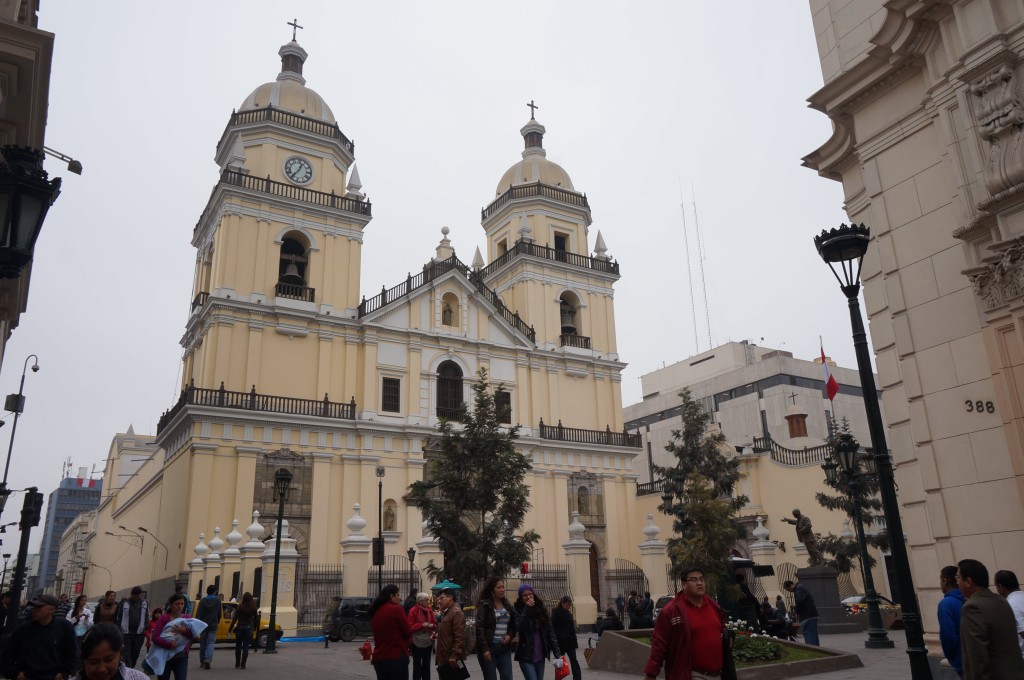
495, 118, 576, 195
238, 41, 336, 124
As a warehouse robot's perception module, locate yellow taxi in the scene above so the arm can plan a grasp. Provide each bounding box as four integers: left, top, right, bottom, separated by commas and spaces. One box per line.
215, 601, 283, 648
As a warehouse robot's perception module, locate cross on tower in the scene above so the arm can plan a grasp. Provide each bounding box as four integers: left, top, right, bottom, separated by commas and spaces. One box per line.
288, 18, 304, 41
789, 392, 798, 405
527, 99, 539, 119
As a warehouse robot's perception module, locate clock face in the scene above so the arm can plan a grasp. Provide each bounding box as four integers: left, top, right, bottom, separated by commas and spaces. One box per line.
283, 156, 313, 184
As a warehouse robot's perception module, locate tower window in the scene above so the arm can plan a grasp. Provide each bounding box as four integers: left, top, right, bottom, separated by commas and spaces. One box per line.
277, 234, 313, 301
495, 390, 512, 425
437, 361, 464, 421
554, 232, 569, 262
381, 378, 401, 413
560, 292, 580, 336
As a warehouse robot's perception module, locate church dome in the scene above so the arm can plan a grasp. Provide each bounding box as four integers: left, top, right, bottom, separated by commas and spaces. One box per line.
495, 118, 575, 195
239, 41, 336, 124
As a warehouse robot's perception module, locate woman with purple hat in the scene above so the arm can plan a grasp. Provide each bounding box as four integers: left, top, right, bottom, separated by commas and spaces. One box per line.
513, 585, 562, 680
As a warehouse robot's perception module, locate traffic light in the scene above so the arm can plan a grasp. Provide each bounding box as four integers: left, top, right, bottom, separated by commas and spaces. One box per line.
21, 488, 42, 527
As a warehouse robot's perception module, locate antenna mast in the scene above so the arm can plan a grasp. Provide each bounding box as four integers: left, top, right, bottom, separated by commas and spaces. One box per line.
692, 186, 712, 349
680, 181, 700, 354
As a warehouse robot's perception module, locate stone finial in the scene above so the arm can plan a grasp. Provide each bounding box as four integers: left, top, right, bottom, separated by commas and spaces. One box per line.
517, 212, 533, 241
225, 519, 243, 554
594, 230, 609, 260
472, 246, 484, 270
347, 503, 368, 535
208, 527, 225, 556
435, 227, 454, 261
642, 513, 661, 541
194, 533, 209, 558
752, 516, 770, 542
246, 511, 264, 543
568, 511, 586, 541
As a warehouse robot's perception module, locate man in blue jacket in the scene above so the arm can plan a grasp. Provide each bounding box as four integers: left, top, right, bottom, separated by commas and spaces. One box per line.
938, 564, 966, 676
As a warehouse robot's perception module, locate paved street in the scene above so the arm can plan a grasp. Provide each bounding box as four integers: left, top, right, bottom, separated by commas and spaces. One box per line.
188, 631, 924, 680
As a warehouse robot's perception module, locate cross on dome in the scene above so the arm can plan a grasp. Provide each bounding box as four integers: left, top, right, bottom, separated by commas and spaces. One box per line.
527, 99, 539, 119
288, 18, 304, 41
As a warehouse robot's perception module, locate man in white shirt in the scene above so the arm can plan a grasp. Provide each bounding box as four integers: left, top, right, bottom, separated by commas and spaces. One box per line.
995, 569, 1024, 658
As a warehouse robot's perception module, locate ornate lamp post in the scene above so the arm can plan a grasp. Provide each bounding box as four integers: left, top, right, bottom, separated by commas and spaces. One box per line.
376, 466, 385, 594
263, 468, 292, 654
822, 432, 893, 649
814, 223, 932, 679
407, 547, 416, 595
0, 147, 62, 279
0, 354, 39, 518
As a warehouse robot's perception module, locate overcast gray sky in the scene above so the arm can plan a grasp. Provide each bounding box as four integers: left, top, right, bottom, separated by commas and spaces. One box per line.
2, 1, 852, 552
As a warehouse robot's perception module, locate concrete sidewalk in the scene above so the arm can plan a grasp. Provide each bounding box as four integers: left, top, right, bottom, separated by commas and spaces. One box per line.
192, 630, 926, 679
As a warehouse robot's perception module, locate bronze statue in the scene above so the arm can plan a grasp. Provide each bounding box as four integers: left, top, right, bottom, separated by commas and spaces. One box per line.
780, 508, 825, 566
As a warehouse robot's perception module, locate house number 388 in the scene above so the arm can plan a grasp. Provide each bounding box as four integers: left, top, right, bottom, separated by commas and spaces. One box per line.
965, 400, 995, 413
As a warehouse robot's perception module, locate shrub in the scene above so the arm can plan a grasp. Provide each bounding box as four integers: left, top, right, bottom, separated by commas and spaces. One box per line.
731, 635, 784, 664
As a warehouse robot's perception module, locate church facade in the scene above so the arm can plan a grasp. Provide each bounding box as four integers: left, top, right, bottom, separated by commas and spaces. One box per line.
81, 37, 647, 630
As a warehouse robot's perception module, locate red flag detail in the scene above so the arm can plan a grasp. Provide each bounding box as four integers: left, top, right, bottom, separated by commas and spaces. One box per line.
821, 345, 839, 401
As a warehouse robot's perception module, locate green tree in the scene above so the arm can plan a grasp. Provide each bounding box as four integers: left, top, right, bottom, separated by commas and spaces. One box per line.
654, 388, 749, 593
407, 368, 539, 588
814, 418, 889, 573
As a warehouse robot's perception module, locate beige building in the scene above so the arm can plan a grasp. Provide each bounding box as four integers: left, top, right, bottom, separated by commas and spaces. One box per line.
804, 0, 1024, 650
80, 36, 652, 632
54, 510, 93, 597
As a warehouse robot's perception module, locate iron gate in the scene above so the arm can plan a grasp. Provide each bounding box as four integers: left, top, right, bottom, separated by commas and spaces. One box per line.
505, 565, 571, 616
294, 561, 344, 631
366, 555, 422, 597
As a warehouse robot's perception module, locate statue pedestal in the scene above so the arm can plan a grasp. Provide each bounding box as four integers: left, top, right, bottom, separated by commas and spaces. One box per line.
795, 565, 861, 634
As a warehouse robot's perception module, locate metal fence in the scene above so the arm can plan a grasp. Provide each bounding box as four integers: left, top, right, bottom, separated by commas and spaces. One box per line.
367, 555, 422, 597
294, 561, 344, 631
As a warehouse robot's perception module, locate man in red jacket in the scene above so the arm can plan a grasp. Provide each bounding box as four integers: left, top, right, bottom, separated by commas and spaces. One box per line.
642, 567, 725, 680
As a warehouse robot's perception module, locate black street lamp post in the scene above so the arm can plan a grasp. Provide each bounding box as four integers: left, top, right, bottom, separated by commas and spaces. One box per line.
407, 547, 416, 595
815, 223, 932, 679
0, 355, 39, 519
823, 433, 893, 649
376, 466, 385, 594
264, 468, 292, 654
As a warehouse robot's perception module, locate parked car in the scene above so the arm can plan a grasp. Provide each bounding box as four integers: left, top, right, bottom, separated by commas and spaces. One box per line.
215, 602, 283, 648
652, 595, 673, 621
840, 594, 897, 609
323, 596, 374, 642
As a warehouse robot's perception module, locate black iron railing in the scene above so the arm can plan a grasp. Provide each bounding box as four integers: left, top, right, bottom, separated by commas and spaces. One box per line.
216, 169, 372, 216
358, 254, 536, 343
483, 182, 588, 220
436, 407, 467, 422
560, 334, 591, 349
538, 418, 642, 448
479, 238, 619, 279
636, 479, 666, 497
191, 292, 209, 312
222, 105, 355, 153
752, 435, 830, 467
275, 281, 315, 302
157, 381, 356, 434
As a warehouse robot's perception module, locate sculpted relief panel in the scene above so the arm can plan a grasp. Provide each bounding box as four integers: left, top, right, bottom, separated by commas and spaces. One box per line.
973, 63, 1024, 197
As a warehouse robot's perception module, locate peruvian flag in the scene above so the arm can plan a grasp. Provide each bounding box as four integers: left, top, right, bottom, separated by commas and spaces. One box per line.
821, 341, 839, 401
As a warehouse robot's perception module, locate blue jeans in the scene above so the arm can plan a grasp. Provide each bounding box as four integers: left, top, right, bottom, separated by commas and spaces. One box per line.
200, 628, 216, 662
800, 617, 820, 646
158, 654, 188, 680
519, 660, 546, 680
478, 642, 514, 680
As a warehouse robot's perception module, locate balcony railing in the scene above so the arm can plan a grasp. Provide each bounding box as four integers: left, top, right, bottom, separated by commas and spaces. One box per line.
538, 418, 642, 448
221, 105, 355, 153
636, 479, 666, 497
275, 281, 316, 302
478, 238, 619, 279
752, 435, 830, 467
358, 254, 536, 343
560, 334, 591, 349
436, 406, 466, 422
191, 292, 209, 312
157, 381, 356, 434
482, 182, 589, 220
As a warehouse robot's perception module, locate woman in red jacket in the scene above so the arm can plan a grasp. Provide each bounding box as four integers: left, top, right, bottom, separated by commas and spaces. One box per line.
369, 584, 412, 680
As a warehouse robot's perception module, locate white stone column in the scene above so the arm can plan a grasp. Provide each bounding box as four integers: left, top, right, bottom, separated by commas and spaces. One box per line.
203, 527, 224, 595
221, 519, 243, 600
561, 511, 597, 628
188, 534, 208, 601
638, 514, 671, 597
240, 512, 265, 598
261, 519, 300, 636
341, 504, 372, 597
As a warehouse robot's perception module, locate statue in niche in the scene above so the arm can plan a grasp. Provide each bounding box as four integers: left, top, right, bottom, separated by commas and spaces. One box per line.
577, 488, 589, 515
442, 301, 454, 326
383, 505, 396, 532
780, 508, 825, 566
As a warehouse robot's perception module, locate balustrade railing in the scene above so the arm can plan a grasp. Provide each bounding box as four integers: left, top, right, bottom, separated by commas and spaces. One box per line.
275, 281, 316, 302
752, 435, 831, 467
636, 479, 667, 497
217, 169, 372, 217
538, 418, 642, 448
157, 381, 356, 434
560, 334, 591, 349
436, 406, 467, 422
478, 238, 619, 279
483, 182, 589, 220
222, 105, 355, 153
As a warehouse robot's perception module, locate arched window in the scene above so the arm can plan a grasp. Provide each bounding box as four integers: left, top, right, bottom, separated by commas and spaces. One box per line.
437, 361, 464, 421
560, 292, 580, 335
441, 292, 460, 327
277, 233, 312, 301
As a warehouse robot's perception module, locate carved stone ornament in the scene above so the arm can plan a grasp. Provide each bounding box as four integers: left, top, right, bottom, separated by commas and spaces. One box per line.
967, 237, 1024, 310
973, 64, 1024, 195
